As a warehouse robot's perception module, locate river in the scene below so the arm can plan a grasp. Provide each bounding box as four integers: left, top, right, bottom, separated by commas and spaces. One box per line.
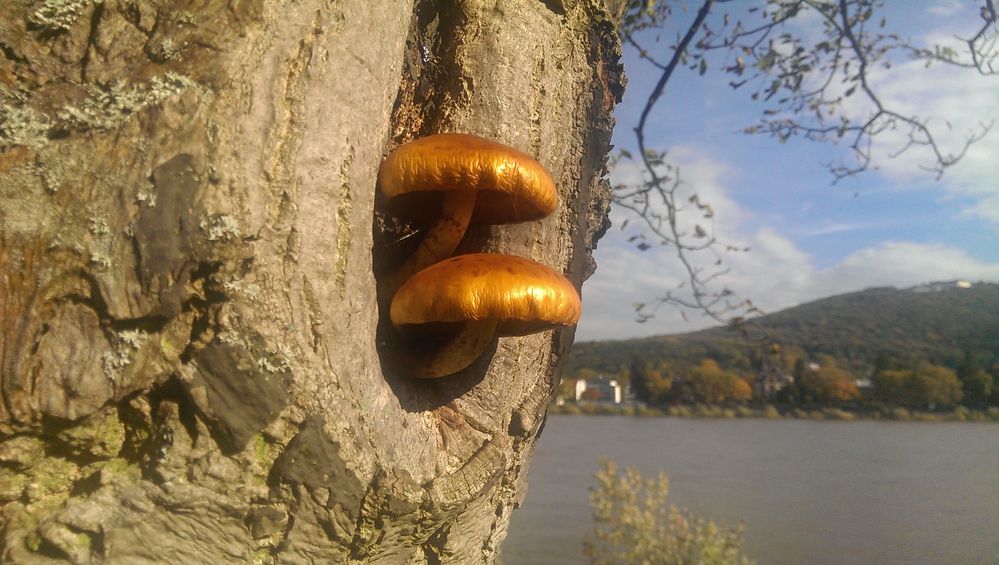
502, 415, 999, 564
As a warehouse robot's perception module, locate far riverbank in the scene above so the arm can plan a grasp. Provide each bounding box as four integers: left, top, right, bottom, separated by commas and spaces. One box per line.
550, 402, 999, 423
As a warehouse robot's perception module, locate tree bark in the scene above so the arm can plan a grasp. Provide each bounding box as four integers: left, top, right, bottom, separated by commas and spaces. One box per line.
0, 0, 622, 562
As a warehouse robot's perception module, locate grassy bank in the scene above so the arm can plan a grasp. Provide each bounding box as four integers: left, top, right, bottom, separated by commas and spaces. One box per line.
550, 403, 999, 423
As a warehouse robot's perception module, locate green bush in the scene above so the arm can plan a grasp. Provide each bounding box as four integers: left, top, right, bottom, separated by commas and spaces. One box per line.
555, 403, 581, 415
692, 404, 717, 418
761, 405, 782, 419
578, 404, 620, 416
890, 407, 911, 420
585, 459, 752, 565
668, 405, 693, 418
636, 406, 665, 418
822, 408, 855, 421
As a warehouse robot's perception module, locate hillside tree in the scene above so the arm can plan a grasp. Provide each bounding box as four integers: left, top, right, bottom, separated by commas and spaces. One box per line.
797, 365, 860, 404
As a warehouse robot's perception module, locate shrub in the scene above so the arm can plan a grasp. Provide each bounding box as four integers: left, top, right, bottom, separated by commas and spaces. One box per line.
636, 406, 665, 418
890, 407, 911, 420
761, 405, 782, 419
578, 403, 621, 416
668, 405, 693, 418
692, 404, 718, 418
558, 403, 582, 415
585, 459, 752, 565
822, 408, 855, 421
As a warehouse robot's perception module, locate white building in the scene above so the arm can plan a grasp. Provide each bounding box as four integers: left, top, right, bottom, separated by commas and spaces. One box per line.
575, 378, 622, 404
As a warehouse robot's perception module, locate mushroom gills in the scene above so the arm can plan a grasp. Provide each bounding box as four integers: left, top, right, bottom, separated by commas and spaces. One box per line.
383, 190, 476, 293
397, 319, 499, 379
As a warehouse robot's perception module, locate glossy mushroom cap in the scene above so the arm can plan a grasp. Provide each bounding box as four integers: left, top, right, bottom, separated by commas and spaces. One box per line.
378, 133, 558, 224
390, 254, 581, 336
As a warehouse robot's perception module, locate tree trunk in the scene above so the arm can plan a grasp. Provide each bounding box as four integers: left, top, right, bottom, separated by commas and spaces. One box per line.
0, 0, 622, 562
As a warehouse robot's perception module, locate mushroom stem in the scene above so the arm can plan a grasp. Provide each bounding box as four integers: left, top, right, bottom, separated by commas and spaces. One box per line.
402, 319, 499, 379
385, 190, 476, 293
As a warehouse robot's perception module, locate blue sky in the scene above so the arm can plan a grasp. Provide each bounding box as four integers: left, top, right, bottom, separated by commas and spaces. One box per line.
576, 1, 999, 341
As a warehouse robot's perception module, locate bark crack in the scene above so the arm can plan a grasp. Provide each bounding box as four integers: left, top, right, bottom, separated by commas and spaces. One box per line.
334, 146, 354, 299
79, 0, 106, 82
265, 10, 325, 229
528, 47, 546, 156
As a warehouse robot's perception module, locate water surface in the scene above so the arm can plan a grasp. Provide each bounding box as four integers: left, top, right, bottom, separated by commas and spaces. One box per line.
503, 415, 999, 564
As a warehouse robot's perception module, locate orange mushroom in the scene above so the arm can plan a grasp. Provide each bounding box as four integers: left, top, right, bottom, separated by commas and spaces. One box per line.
377, 133, 557, 291
389, 253, 581, 379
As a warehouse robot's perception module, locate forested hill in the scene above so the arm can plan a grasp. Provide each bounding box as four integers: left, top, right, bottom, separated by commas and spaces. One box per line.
568, 282, 999, 377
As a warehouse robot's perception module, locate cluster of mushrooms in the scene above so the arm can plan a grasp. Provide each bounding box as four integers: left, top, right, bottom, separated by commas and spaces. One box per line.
378, 133, 581, 379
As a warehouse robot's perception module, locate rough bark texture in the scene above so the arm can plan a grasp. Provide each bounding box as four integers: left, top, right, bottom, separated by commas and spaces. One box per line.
0, 0, 622, 562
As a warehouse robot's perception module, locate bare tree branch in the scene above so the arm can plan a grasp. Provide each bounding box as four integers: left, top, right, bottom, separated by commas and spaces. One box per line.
623, 1, 764, 328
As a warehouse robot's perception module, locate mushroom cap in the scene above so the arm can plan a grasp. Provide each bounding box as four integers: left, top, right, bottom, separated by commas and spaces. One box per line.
378, 133, 558, 224
390, 253, 581, 336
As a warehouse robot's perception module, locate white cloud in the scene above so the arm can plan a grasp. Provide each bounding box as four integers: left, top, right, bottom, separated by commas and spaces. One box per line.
926, 0, 965, 17
863, 60, 999, 180
577, 149, 999, 342
795, 220, 893, 237
580, 227, 999, 341
807, 241, 999, 297
964, 194, 999, 222
827, 40, 999, 226
608, 146, 749, 245
751, 6, 999, 226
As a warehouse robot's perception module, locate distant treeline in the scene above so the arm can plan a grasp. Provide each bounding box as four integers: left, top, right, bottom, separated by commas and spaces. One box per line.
583, 355, 993, 409
565, 283, 999, 410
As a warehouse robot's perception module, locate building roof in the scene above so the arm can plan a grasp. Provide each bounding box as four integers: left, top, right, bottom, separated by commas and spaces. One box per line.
756, 366, 792, 384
